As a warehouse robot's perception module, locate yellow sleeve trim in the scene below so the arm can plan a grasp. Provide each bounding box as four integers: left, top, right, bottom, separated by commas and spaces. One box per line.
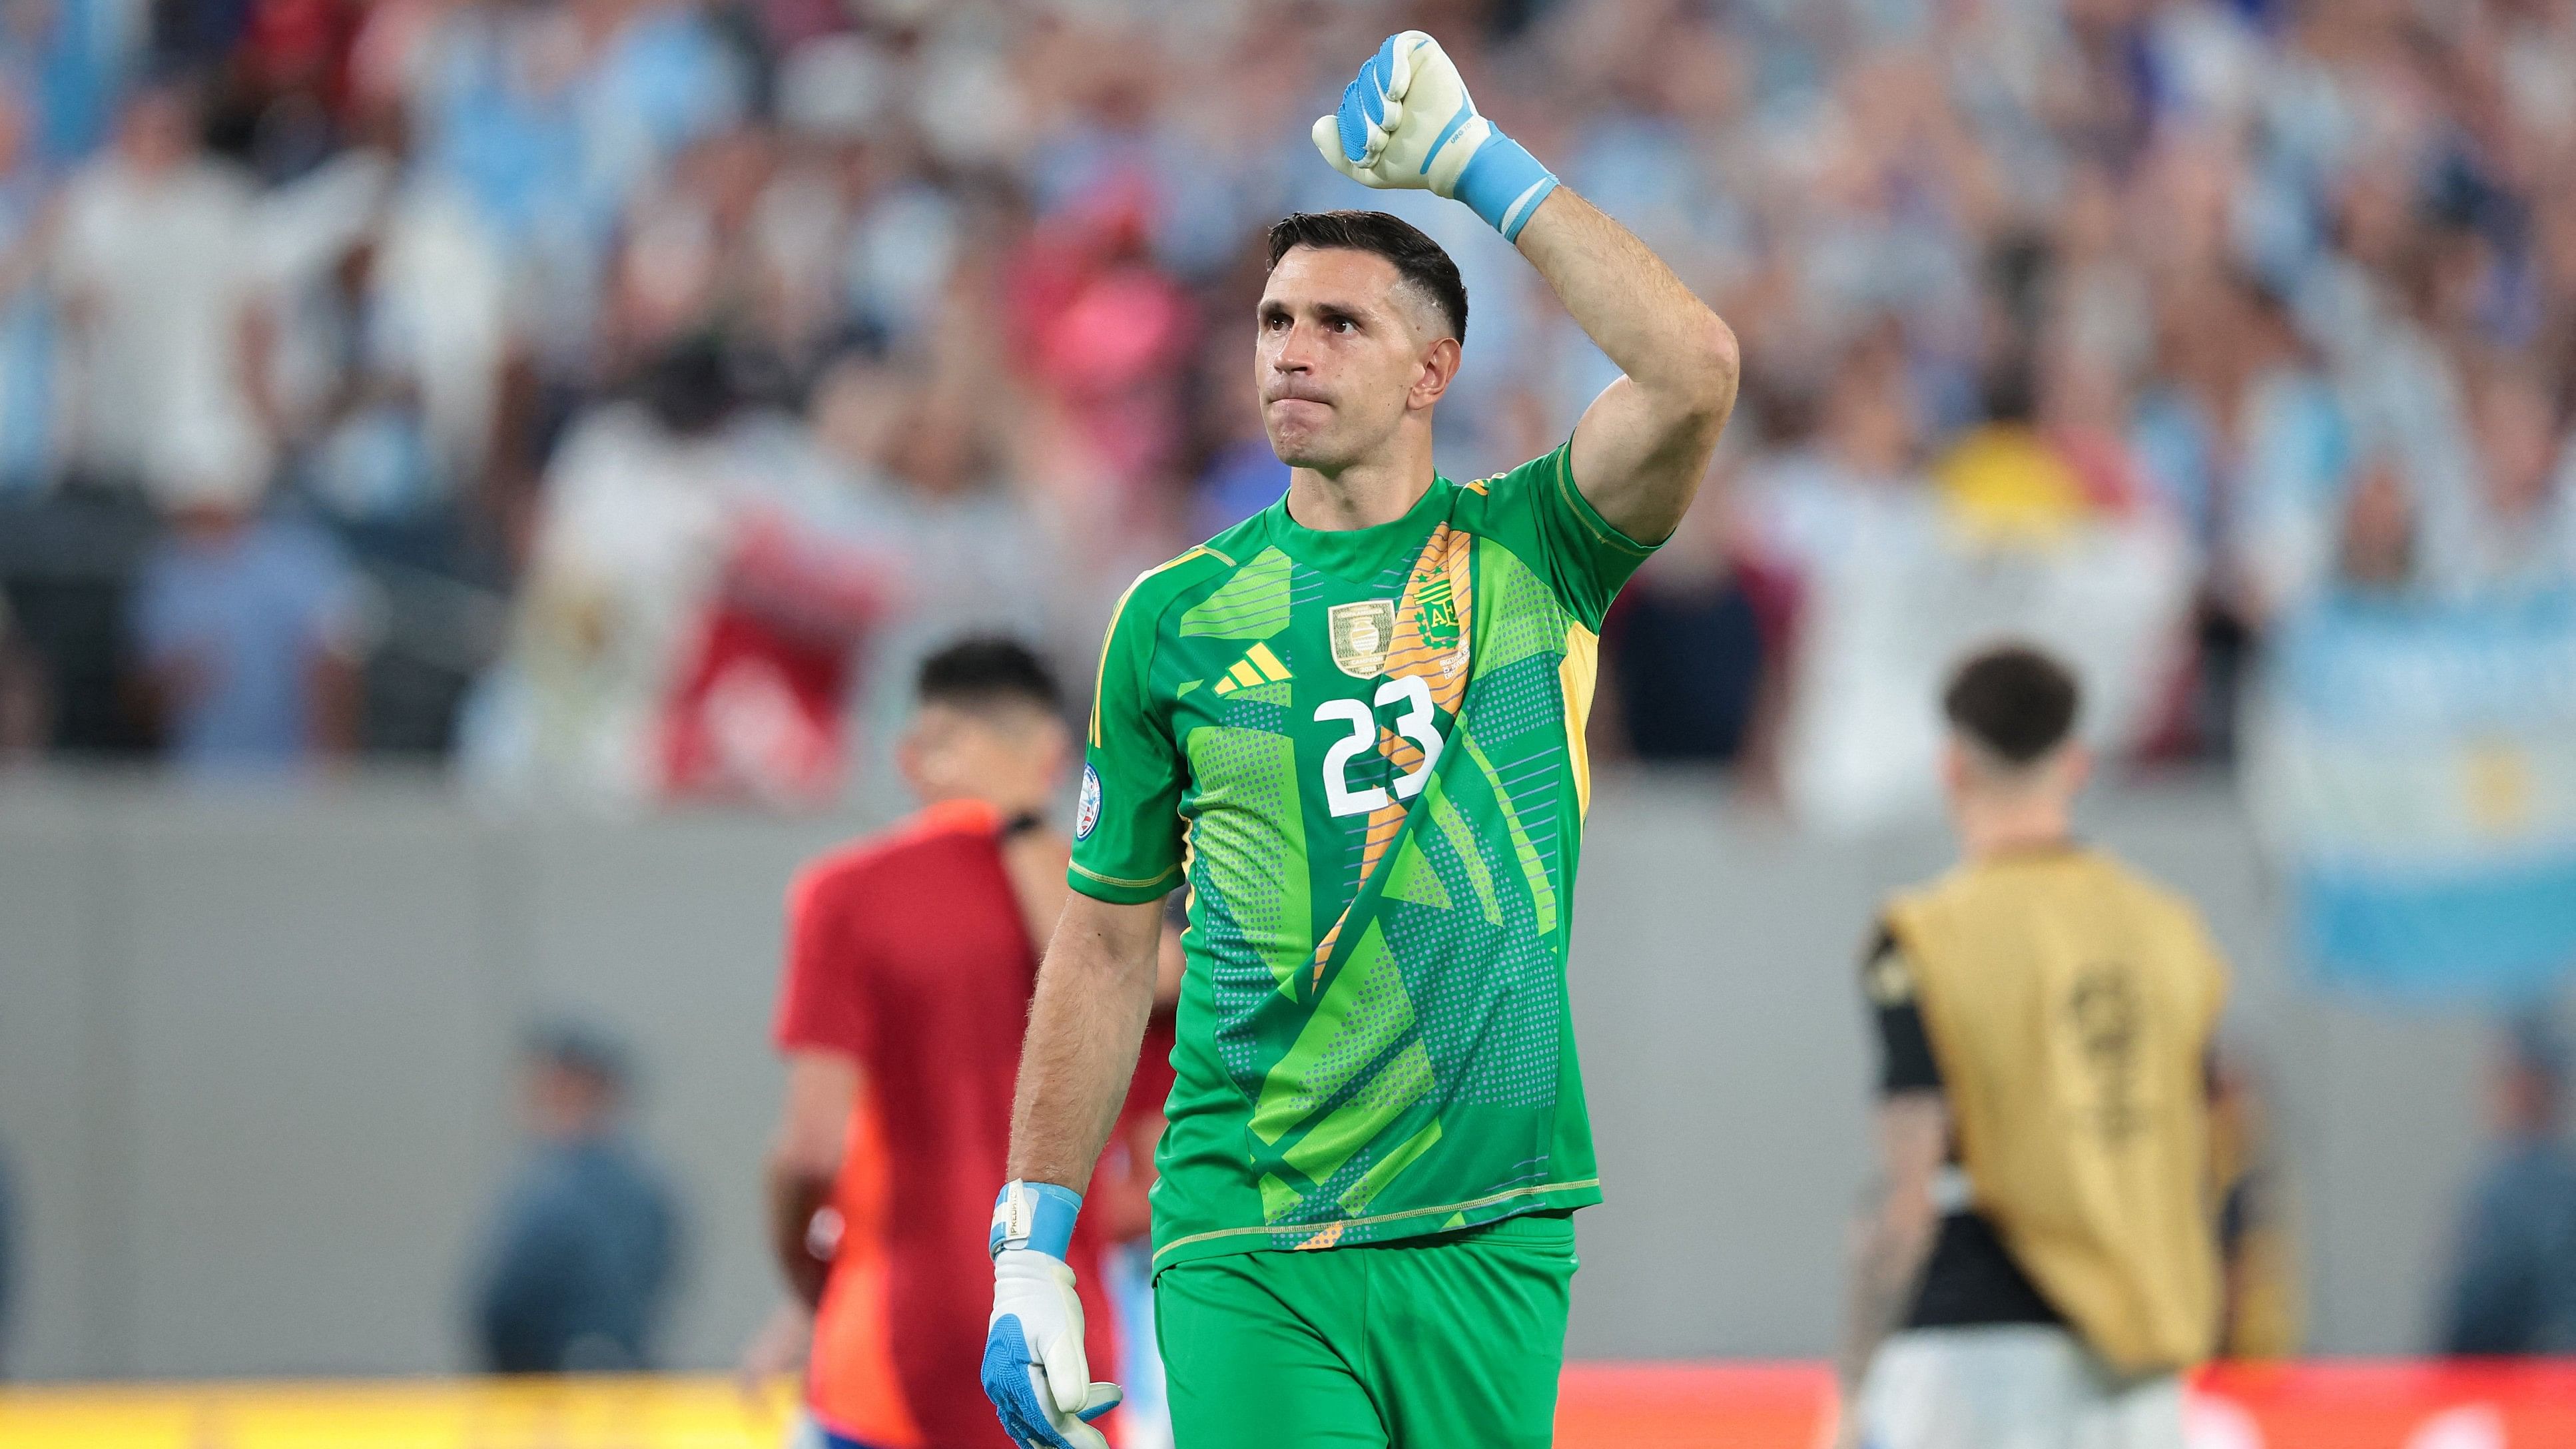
1088, 544, 1236, 746
1551, 443, 1660, 557
1069, 859, 1181, 892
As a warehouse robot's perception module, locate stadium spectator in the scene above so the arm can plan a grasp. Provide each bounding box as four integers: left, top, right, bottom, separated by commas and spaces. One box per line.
462, 338, 766, 802
2435, 1015, 2576, 1356
51, 72, 258, 500
1604, 474, 1774, 765
0, 0, 2559, 807
3, 0, 127, 168
2419, 359, 2576, 597
470, 1021, 679, 1374
0, 79, 57, 497
128, 420, 366, 774
0, 591, 43, 756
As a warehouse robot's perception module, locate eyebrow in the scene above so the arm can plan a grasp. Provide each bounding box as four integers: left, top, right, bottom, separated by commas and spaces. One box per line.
1257, 298, 1373, 326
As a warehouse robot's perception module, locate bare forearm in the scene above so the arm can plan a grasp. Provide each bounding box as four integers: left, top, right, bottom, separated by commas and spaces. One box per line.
1006, 900, 1161, 1189
1839, 1093, 1948, 1396
1836, 1195, 1936, 1393
1516, 187, 1738, 540
1514, 188, 1738, 418
763, 1159, 834, 1309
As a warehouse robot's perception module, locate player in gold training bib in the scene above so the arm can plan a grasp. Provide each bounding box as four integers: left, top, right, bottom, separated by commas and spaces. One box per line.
1830, 645, 2231, 1449
979, 27, 1742, 1449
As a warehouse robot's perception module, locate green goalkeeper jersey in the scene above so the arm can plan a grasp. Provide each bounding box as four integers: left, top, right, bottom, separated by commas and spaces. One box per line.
1070, 441, 1656, 1268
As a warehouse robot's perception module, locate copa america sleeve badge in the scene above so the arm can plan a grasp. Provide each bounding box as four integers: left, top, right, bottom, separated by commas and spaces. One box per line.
1075, 763, 1102, 840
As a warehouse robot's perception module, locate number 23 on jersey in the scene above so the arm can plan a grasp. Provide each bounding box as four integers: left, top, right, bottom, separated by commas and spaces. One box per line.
1313, 674, 1443, 817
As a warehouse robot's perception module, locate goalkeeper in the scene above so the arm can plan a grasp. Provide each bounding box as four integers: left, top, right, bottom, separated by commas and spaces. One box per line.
983, 30, 1741, 1449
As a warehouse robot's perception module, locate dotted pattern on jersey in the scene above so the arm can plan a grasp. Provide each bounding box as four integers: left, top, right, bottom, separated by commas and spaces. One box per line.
1381, 799, 1560, 1109
1472, 540, 1571, 679
1252, 932, 1419, 1135
1279, 1035, 1435, 1187
1215, 679, 1290, 734
1462, 653, 1569, 870
1190, 886, 1276, 1087
1466, 649, 1568, 757
1181, 724, 1309, 1023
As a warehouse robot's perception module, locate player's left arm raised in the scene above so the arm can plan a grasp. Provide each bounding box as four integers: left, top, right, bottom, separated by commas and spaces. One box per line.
1522, 192, 1740, 543
1315, 29, 1740, 543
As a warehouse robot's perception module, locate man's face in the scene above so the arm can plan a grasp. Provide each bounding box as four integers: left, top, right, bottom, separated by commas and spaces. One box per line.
898, 701, 1069, 815
525, 1061, 614, 1142
1256, 246, 1456, 471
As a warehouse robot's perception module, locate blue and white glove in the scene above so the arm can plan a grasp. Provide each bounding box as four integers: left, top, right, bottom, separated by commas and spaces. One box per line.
1311, 30, 1560, 241
983, 1181, 1120, 1449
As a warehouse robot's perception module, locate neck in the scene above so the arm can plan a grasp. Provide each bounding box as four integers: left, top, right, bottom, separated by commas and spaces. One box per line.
1956, 796, 2075, 864
1284, 428, 1437, 531
921, 784, 1048, 824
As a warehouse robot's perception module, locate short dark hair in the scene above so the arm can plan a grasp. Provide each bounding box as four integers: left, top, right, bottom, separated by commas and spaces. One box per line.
1943, 643, 2081, 766
917, 635, 1062, 715
525, 1019, 631, 1095
1266, 210, 1468, 344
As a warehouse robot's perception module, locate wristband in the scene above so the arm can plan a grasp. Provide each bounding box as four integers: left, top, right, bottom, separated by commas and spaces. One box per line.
1453, 134, 1558, 242
990, 1180, 1082, 1261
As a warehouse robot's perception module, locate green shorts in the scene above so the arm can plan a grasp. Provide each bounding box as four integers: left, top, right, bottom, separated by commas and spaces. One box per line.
1151, 1211, 1576, 1448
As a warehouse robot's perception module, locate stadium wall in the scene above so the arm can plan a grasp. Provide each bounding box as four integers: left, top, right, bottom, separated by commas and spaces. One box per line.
0, 770, 2487, 1380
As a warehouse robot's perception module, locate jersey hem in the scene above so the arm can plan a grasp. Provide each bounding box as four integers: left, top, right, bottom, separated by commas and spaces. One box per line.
1148, 1180, 1603, 1269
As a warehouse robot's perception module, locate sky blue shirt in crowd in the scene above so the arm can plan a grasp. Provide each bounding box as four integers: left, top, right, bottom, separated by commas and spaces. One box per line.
132, 517, 359, 772
0, 170, 53, 491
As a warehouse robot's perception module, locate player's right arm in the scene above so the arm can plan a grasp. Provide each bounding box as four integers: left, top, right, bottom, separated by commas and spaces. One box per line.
1827, 936, 1949, 1449
984, 894, 1159, 1449
1831, 1090, 1945, 1448
986, 567, 1189, 1449
1006, 896, 1164, 1189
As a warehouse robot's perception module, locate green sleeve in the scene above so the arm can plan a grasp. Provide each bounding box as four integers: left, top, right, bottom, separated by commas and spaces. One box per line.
1475, 440, 1661, 630
1068, 579, 1185, 904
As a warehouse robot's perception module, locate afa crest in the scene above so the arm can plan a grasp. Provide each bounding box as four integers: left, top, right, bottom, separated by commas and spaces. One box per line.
1414, 572, 1460, 652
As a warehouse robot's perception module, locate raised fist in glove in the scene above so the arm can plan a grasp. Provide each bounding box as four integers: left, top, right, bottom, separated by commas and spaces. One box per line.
1311, 30, 1559, 240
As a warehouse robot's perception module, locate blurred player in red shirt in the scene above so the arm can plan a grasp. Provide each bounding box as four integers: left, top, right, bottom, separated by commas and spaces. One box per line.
765, 637, 1157, 1449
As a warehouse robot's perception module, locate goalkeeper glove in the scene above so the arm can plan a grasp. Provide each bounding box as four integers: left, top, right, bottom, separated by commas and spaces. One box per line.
983, 1181, 1121, 1449
1311, 30, 1560, 241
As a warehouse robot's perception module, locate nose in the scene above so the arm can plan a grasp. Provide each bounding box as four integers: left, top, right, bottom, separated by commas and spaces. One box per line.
1269, 320, 1315, 373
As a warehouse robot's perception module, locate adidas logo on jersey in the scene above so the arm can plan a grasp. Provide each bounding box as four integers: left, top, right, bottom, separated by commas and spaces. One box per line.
1212, 641, 1293, 695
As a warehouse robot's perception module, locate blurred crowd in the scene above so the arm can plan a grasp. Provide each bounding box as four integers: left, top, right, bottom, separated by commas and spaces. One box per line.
0, 0, 2571, 806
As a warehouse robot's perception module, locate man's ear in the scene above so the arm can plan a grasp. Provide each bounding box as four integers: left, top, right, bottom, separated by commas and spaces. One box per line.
1411, 335, 1462, 412
1937, 734, 1969, 799
893, 720, 933, 797
2058, 742, 2093, 797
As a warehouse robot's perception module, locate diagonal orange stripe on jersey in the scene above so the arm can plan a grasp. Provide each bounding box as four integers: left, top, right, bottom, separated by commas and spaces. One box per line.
1381, 525, 1474, 715
1310, 525, 1476, 987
